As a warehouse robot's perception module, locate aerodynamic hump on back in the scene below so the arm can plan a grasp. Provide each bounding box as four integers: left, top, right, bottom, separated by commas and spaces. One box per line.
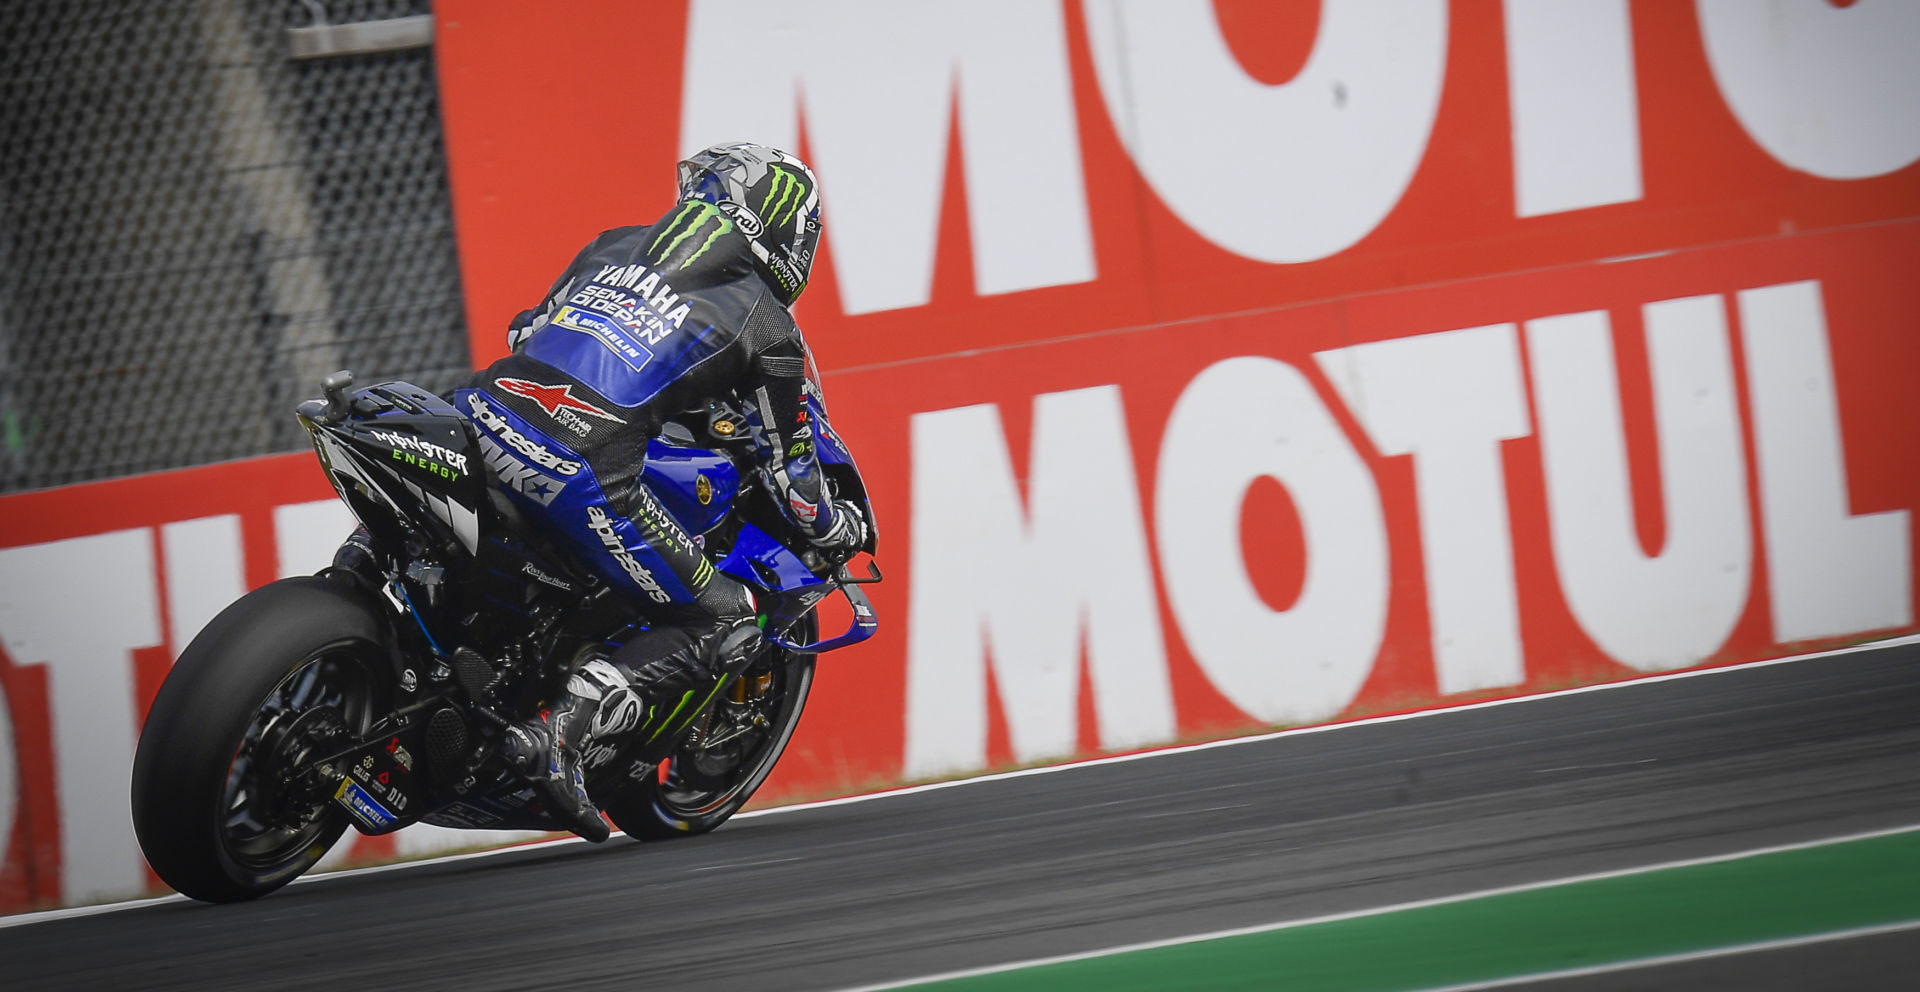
299, 381, 486, 558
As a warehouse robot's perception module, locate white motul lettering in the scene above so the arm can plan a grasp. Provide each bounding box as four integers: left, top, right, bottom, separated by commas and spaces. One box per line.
682, 0, 1096, 314
1527, 298, 1750, 671
1084, 0, 1446, 263
1737, 280, 1911, 640
275, 500, 357, 581
160, 514, 246, 650
905, 386, 1173, 778
1503, 0, 1643, 216
1697, 0, 1920, 180
1316, 324, 1532, 694
1156, 357, 1390, 725
0, 529, 160, 903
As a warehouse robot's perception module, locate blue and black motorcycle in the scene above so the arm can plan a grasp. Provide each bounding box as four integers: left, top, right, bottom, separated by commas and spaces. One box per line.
130, 371, 879, 903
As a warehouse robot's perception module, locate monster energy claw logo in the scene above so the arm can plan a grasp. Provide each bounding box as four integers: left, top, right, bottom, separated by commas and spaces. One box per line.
650, 201, 733, 265
760, 165, 808, 227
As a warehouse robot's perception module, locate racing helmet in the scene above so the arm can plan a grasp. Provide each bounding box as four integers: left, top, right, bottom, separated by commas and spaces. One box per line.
676, 142, 821, 305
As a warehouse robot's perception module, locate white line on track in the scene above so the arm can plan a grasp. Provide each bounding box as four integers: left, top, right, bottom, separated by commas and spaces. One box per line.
834, 822, 1920, 992
1414, 917, 1920, 991
687, 856, 802, 873
1136, 803, 1251, 819
3, 632, 1914, 931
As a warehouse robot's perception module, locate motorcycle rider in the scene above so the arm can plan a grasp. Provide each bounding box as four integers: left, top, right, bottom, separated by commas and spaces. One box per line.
349, 143, 867, 842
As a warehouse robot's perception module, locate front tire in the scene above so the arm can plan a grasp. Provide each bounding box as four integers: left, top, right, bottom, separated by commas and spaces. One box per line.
605, 632, 816, 841
131, 576, 391, 903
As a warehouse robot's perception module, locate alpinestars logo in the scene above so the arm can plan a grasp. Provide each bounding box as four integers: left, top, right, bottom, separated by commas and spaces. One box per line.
466, 394, 582, 475
585, 505, 672, 604
650, 201, 732, 266
761, 165, 808, 226
493, 378, 625, 437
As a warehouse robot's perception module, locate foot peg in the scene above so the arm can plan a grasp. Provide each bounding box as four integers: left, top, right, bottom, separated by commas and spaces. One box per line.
451, 646, 497, 700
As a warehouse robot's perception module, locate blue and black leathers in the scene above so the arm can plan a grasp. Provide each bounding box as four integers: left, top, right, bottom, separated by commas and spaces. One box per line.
454, 199, 868, 840
461, 201, 860, 621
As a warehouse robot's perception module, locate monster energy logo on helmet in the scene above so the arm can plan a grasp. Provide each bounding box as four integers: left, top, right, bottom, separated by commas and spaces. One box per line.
649, 201, 733, 266
674, 141, 821, 304
761, 165, 808, 227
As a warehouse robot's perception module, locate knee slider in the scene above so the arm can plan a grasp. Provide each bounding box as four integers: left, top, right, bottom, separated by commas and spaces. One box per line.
708, 617, 764, 676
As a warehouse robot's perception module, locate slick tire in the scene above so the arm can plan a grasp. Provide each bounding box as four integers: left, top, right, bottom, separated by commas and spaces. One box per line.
606, 634, 815, 842
131, 576, 391, 903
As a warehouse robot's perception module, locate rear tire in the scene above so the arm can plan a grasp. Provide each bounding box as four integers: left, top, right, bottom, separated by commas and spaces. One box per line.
131, 576, 391, 903
605, 631, 816, 841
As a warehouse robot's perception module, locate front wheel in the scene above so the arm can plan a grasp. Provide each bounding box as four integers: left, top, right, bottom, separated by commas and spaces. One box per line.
131, 576, 391, 903
604, 632, 816, 841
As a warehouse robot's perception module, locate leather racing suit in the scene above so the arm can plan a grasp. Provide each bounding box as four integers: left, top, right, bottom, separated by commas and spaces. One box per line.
460, 200, 867, 839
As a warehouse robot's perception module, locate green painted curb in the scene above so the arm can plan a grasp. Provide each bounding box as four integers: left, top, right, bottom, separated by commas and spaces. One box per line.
911, 829, 1920, 991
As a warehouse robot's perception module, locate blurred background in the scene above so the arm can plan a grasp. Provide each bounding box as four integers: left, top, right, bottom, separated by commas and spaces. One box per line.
0, 0, 1916, 931
0, 0, 468, 493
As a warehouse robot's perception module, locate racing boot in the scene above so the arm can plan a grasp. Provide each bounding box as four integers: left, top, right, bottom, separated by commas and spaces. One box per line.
504, 686, 611, 843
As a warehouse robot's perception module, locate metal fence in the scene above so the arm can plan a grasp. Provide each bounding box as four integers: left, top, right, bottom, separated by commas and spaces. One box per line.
0, 0, 470, 493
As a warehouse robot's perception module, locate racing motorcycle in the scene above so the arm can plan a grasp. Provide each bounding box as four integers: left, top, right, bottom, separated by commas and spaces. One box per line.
130, 371, 879, 904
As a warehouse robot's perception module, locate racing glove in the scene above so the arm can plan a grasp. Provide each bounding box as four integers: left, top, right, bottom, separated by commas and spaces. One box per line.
808, 499, 867, 564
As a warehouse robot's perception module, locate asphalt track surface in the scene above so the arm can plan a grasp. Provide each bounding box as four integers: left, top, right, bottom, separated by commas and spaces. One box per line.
6, 639, 1917, 991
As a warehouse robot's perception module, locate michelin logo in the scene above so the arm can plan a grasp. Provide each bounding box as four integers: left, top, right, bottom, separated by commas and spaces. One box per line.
334, 778, 396, 831
553, 304, 655, 374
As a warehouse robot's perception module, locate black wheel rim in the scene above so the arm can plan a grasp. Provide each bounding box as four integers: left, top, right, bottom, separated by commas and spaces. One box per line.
657, 657, 804, 819
218, 650, 373, 872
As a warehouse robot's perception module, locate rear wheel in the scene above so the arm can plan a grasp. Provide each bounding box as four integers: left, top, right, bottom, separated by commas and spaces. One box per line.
132, 577, 390, 903
605, 628, 816, 841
